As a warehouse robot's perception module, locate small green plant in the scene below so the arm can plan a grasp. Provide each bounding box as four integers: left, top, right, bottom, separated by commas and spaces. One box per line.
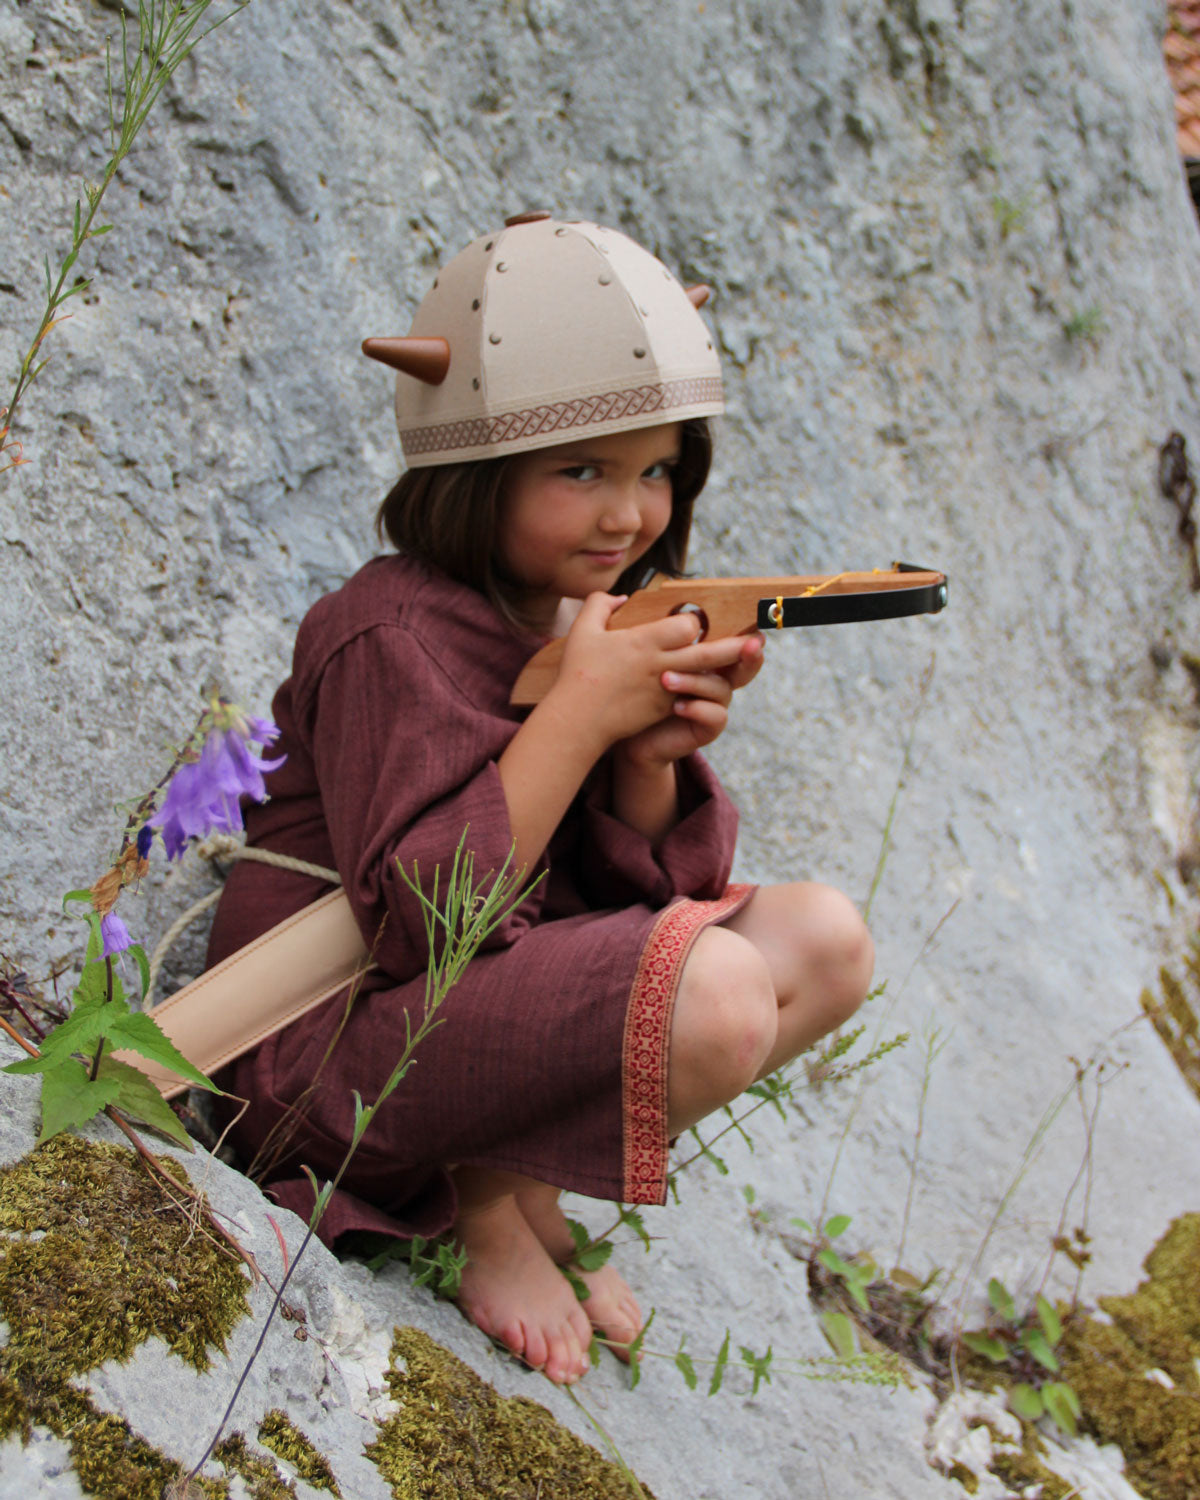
1062, 304, 1105, 343
960, 1278, 1081, 1436
990, 190, 1035, 240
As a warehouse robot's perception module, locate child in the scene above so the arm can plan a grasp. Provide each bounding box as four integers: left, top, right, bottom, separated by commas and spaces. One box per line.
206, 213, 873, 1386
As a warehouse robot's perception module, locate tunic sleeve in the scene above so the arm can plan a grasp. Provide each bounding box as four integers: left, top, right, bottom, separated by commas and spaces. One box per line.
575, 752, 738, 909
296, 622, 546, 982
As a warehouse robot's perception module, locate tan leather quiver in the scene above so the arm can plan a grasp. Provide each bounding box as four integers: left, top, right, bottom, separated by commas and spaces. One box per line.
121, 890, 373, 1100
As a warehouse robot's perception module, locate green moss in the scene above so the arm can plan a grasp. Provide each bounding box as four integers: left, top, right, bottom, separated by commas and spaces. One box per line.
989, 1445, 1074, 1500
365, 1326, 655, 1500
1061, 1213, 1200, 1500
0, 1133, 252, 1497
258, 1408, 341, 1494
0, 1133, 251, 1377
215, 1432, 298, 1498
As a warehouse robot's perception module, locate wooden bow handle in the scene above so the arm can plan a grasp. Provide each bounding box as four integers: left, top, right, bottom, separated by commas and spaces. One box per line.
509, 565, 947, 705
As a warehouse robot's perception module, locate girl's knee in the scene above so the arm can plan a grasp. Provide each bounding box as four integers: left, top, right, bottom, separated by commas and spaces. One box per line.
796, 882, 874, 1025
671, 927, 777, 1098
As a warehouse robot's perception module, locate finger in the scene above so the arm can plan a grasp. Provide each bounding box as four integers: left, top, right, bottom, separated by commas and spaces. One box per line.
573, 591, 628, 630
661, 669, 733, 705
672, 698, 728, 733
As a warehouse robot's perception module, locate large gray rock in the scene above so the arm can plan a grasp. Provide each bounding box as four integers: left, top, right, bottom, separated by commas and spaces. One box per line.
4, 0, 1200, 1494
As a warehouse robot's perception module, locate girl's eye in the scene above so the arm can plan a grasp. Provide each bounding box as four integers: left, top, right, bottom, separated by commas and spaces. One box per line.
561, 464, 600, 482
643, 461, 675, 481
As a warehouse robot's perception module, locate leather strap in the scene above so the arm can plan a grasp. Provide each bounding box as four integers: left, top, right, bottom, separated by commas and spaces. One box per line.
118, 890, 374, 1100
756, 577, 949, 630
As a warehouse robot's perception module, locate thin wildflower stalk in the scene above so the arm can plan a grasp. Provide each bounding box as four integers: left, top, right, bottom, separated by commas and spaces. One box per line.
184, 836, 537, 1486
3, 0, 247, 453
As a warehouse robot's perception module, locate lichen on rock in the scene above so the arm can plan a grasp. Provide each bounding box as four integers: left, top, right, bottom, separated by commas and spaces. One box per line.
366, 1325, 655, 1499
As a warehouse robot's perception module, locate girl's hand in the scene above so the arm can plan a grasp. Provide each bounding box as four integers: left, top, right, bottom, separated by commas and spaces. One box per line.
547, 593, 753, 753
617, 631, 765, 771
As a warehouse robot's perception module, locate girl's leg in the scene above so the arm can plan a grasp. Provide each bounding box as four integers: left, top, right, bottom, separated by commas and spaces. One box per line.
722, 881, 874, 1075
451, 1166, 593, 1384
515, 1180, 643, 1360
667, 883, 872, 1135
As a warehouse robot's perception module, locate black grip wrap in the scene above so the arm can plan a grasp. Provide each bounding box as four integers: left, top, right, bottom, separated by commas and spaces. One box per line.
756, 579, 949, 630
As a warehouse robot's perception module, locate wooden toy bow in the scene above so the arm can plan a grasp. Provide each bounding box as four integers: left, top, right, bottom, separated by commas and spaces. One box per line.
509, 562, 948, 706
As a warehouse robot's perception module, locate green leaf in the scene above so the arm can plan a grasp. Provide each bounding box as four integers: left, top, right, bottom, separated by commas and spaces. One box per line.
626, 1307, 654, 1391
819, 1310, 857, 1360
674, 1342, 698, 1391
128, 942, 151, 1005
563, 1267, 590, 1303
789, 1217, 814, 1235
564, 1217, 591, 1256
990, 1278, 1020, 1326
824, 1214, 852, 1239
38, 1057, 122, 1141
1009, 1382, 1044, 1421
1020, 1328, 1060, 1373
961, 1331, 1009, 1363
708, 1328, 731, 1395
62, 888, 96, 909
95, 1055, 192, 1148
1036, 1293, 1063, 1345
104, 1009, 217, 1091
1042, 1381, 1081, 1436
738, 1343, 773, 1396
4, 1004, 107, 1073
844, 1276, 870, 1312
576, 1239, 614, 1273
987, 1277, 1016, 1323
588, 1335, 601, 1368
817, 1248, 855, 1280
619, 1206, 650, 1250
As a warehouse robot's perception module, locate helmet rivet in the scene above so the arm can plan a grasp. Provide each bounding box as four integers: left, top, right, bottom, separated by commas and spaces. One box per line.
496, 261, 507, 272
472, 377, 480, 389
555, 227, 567, 236
472, 298, 480, 310
433, 278, 439, 289
633, 347, 646, 358
598, 273, 612, 286
489, 333, 502, 345
485, 240, 494, 251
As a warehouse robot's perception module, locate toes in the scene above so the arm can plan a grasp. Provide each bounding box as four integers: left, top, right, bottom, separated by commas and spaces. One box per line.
521, 1321, 549, 1374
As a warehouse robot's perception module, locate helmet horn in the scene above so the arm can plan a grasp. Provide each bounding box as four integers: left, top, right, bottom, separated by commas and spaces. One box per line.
685, 284, 712, 309
361, 336, 451, 385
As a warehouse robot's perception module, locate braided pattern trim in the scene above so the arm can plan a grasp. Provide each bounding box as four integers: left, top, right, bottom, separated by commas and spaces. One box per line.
401, 377, 724, 457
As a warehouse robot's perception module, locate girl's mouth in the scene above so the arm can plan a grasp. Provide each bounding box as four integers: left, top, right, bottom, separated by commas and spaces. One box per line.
581, 548, 628, 566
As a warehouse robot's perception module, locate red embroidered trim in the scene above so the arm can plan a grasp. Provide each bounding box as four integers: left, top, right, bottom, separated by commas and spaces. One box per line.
400, 377, 724, 457
621, 884, 755, 1205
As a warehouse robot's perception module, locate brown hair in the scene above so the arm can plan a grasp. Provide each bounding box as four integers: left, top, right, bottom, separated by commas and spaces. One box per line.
375, 417, 713, 630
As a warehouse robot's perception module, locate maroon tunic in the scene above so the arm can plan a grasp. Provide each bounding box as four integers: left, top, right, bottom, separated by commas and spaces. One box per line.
207, 554, 749, 1246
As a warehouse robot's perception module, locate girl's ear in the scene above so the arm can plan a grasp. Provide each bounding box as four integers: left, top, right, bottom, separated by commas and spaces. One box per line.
361, 337, 451, 385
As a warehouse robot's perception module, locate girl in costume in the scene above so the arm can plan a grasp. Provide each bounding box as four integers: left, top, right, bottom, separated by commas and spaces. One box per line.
207, 212, 873, 1385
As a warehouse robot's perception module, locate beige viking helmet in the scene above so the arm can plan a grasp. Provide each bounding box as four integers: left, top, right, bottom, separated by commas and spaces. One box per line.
363, 211, 724, 467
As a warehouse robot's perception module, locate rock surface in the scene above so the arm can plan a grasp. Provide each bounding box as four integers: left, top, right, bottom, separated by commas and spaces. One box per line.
4, 1, 1200, 1495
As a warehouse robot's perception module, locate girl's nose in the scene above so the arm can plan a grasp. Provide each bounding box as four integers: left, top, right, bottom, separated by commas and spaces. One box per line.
599, 485, 642, 531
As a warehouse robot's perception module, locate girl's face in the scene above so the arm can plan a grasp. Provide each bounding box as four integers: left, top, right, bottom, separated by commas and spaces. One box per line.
498, 422, 682, 628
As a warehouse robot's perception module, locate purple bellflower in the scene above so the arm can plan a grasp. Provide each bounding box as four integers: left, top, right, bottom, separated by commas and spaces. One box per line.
100, 910, 133, 958
151, 711, 285, 861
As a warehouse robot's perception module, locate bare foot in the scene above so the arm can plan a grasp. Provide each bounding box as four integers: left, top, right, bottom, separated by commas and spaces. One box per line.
453, 1193, 593, 1384
515, 1182, 644, 1362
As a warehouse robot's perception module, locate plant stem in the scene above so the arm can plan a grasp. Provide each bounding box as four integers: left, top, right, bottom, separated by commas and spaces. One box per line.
3, 0, 248, 451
